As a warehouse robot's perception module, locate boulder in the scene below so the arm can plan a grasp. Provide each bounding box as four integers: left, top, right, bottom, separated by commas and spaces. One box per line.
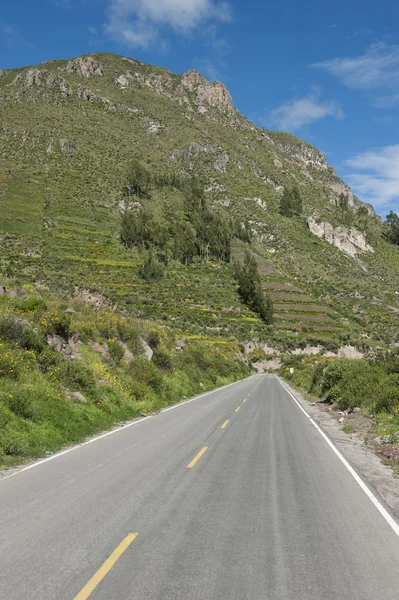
139, 337, 153, 360
46, 334, 64, 352
9, 289, 26, 298
68, 391, 87, 403
88, 340, 108, 357
14, 318, 32, 329
65, 308, 76, 315
0, 284, 6, 295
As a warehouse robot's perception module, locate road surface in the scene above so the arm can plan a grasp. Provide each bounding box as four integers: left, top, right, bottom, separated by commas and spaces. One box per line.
1, 374, 399, 599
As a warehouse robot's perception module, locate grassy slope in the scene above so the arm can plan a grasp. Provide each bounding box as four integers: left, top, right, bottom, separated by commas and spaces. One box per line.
0, 286, 250, 468
0, 54, 397, 347
2, 53, 399, 466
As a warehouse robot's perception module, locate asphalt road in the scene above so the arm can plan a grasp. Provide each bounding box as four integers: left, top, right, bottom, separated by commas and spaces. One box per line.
1, 374, 399, 600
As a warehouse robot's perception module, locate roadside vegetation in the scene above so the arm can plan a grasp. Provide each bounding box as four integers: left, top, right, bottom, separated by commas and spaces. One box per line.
280, 354, 399, 447
0, 287, 250, 469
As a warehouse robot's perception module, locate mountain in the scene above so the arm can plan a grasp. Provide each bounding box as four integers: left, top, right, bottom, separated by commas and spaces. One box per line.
1, 53, 399, 353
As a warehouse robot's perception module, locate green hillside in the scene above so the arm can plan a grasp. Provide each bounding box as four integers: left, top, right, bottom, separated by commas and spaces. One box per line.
1, 53, 399, 348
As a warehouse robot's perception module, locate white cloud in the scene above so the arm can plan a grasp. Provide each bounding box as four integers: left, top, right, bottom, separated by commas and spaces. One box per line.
269, 90, 343, 131
312, 43, 399, 91
345, 145, 399, 209
104, 0, 232, 48
1, 23, 32, 50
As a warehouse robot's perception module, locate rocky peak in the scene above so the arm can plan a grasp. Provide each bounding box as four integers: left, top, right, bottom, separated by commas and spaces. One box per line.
66, 56, 103, 78
181, 69, 234, 115
181, 70, 207, 92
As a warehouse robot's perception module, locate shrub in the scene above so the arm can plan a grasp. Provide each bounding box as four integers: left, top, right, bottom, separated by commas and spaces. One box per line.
59, 360, 96, 394
15, 296, 47, 313
43, 312, 71, 338
279, 186, 303, 217
138, 251, 165, 281
152, 349, 174, 372
108, 340, 125, 365
147, 330, 161, 349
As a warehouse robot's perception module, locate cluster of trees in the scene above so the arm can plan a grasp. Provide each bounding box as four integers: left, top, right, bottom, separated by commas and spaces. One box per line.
383, 211, 399, 245
279, 186, 303, 217
121, 161, 248, 268
234, 250, 273, 324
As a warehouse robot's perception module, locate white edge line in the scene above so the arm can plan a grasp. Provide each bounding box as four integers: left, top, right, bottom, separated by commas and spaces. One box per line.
276, 376, 399, 538
0, 376, 253, 484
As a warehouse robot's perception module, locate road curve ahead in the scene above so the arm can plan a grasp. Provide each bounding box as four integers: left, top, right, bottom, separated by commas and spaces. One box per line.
1, 374, 399, 599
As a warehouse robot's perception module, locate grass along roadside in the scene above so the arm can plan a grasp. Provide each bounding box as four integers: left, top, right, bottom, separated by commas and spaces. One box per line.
279, 354, 399, 474
0, 287, 250, 470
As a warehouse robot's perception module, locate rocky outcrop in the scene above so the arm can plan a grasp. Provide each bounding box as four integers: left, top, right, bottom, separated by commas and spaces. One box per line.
337, 345, 364, 359
76, 85, 115, 111
254, 170, 284, 193
115, 71, 173, 95
45, 74, 73, 101
139, 337, 153, 360
12, 69, 73, 101
276, 141, 328, 171
66, 56, 103, 78
172, 142, 229, 173
115, 67, 237, 121
181, 70, 234, 115
307, 217, 374, 257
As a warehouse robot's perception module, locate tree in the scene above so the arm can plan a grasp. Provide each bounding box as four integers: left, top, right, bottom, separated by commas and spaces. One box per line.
125, 159, 152, 199
138, 250, 164, 281
279, 186, 303, 217
383, 211, 399, 245
234, 250, 273, 324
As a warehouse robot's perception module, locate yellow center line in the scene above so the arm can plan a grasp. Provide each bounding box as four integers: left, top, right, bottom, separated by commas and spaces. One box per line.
235, 406, 241, 412
242, 399, 246, 403
73, 533, 138, 600
187, 446, 208, 468
221, 419, 230, 429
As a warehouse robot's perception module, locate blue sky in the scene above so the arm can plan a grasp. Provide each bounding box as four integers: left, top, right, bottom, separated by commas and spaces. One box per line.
1, 0, 398, 216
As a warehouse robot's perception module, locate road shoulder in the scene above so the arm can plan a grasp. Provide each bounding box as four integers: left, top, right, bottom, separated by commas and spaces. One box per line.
277, 375, 399, 520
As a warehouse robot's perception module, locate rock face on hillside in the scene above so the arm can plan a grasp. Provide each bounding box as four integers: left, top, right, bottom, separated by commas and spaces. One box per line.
307, 217, 374, 257
181, 70, 234, 115
274, 140, 328, 171
115, 66, 236, 121
66, 56, 103, 78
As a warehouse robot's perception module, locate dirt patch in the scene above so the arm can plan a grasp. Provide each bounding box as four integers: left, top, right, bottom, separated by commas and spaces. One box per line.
254, 359, 282, 372
337, 345, 364, 359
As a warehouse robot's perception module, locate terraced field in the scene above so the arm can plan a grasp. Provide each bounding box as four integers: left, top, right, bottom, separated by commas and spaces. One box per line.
262, 277, 347, 334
